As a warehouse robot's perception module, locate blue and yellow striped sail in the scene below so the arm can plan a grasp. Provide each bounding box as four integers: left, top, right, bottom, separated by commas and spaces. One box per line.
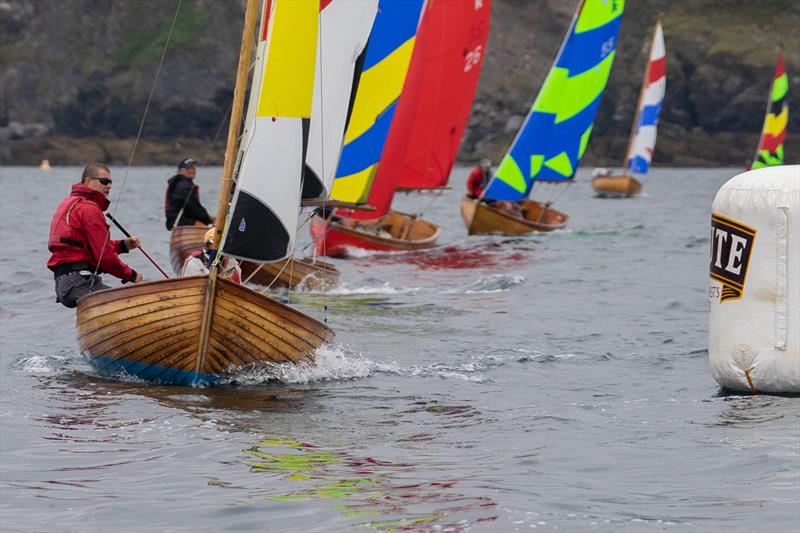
484, 0, 624, 201
330, 0, 424, 205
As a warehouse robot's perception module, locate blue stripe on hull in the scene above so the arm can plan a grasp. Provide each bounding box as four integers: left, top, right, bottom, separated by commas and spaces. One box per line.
83, 354, 221, 387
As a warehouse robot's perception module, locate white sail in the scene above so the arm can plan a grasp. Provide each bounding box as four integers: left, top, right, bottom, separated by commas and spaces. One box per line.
223, 0, 318, 262
304, 0, 378, 199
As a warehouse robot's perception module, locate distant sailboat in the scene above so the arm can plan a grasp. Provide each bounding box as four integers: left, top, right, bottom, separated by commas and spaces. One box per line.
751, 50, 788, 169
77, 0, 338, 386
592, 18, 665, 198
462, 0, 624, 235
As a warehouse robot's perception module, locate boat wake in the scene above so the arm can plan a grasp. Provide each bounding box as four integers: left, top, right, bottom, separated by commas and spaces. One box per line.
322, 280, 423, 296
12, 354, 73, 374
444, 274, 526, 294
225, 345, 376, 385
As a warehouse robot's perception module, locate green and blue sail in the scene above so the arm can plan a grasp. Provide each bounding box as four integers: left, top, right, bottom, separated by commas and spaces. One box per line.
484, 0, 624, 201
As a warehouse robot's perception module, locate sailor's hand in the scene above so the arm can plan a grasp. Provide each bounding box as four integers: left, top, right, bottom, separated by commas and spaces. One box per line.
134, 272, 143, 283
125, 236, 141, 251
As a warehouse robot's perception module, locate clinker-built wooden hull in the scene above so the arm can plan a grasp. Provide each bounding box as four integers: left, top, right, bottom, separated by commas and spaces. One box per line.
309, 210, 440, 258
240, 256, 340, 291
170, 225, 339, 290
169, 225, 208, 274
460, 196, 569, 235
591, 174, 642, 198
76, 276, 334, 386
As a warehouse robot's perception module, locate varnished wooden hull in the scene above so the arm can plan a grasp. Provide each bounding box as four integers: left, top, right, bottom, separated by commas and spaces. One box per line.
240, 256, 340, 291
169, 226, 338, 290
75, 276, 334, 386
460, 196, 569, 235
592, 174, 642, 198
169, 225, 207, 274
309, 210, 440, 258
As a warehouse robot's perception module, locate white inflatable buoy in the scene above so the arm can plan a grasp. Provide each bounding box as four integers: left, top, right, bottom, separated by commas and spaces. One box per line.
709, 165, 799, 394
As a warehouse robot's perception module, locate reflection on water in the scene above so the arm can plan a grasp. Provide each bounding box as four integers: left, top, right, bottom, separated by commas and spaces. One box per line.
240, 436, 497, 532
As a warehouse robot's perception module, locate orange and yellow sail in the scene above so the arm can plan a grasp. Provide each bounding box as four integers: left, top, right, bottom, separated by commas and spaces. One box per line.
752, 51, 788, 169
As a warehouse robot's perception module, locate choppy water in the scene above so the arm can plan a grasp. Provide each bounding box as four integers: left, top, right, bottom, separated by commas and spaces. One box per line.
1, 166, 798, 532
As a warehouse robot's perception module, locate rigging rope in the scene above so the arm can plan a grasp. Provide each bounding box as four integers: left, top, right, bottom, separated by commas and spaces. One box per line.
95, 0, 184, 278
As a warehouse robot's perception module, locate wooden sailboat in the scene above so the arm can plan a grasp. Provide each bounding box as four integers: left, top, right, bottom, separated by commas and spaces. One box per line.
310, 0, 440, 258
462, 0, 624, 235
167, 1, 378, 288
170, 225, 339, 291
77, 0, 336, 386
750, 50, 788, 169
593, 19, 665, 198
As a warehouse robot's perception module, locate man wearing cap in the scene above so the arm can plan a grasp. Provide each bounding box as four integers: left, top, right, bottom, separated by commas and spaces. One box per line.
47, 163, 143, 308
164, 158, 215, 230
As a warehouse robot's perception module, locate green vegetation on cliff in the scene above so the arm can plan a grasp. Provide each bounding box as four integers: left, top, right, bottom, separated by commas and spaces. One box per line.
1, 0, 798, 166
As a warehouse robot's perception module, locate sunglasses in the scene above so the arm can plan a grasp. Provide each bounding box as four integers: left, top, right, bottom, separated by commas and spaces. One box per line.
90, 176, 113, 185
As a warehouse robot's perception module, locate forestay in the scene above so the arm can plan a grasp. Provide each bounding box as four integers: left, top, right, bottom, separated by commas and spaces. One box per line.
330, 0, 425, 215
223, 0, 318, 262
484, 0, 624, 201
303, 0, 378, 200
625, 20, 665, 174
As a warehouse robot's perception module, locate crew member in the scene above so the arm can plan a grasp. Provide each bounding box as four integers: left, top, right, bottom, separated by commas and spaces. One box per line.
467, 159, 493, 199
47, 163, 143, 308
181, 227, 241, 283
164, 158, 215, 230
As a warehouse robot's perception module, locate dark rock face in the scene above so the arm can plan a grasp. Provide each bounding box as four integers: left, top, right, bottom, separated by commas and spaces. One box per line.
1, 0, 798, 166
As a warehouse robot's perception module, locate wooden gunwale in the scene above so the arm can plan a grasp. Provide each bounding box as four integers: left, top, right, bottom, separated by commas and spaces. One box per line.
76, 277, 205, 311
462, 196, 568, 235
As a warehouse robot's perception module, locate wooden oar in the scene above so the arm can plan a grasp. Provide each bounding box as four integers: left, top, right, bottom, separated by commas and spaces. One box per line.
105, 213, 170, 279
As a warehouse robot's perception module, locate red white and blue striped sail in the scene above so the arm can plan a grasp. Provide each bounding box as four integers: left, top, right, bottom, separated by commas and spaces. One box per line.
625, 20, 665, 174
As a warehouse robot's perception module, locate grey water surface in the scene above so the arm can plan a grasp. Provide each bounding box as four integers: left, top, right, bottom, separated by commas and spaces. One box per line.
1, 166, 798, 532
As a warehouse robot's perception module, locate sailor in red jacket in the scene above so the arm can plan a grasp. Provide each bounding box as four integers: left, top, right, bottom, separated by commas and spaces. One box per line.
467, 159, 493, 199
47, 163, 143, 308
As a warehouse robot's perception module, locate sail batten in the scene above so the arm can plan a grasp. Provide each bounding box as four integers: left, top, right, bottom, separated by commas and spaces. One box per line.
752, 51, 788, 169
484, 0, 624, 201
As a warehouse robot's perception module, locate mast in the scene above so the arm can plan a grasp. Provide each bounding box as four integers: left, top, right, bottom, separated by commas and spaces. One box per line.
211, 0, 260, 251
622, 19, 659, 173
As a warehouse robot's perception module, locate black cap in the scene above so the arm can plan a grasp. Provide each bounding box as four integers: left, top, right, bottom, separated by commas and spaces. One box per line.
178, 158, 197, 169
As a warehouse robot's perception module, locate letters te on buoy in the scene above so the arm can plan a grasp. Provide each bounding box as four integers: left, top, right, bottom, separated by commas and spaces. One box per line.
708, 165, 799, 394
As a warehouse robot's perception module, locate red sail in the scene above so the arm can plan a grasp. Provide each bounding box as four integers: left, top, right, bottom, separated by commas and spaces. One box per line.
350, 0, 491, 219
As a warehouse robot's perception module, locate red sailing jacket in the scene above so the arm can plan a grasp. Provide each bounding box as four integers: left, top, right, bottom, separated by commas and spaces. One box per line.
467, 166, 490, 198
47, 184, 134, 281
